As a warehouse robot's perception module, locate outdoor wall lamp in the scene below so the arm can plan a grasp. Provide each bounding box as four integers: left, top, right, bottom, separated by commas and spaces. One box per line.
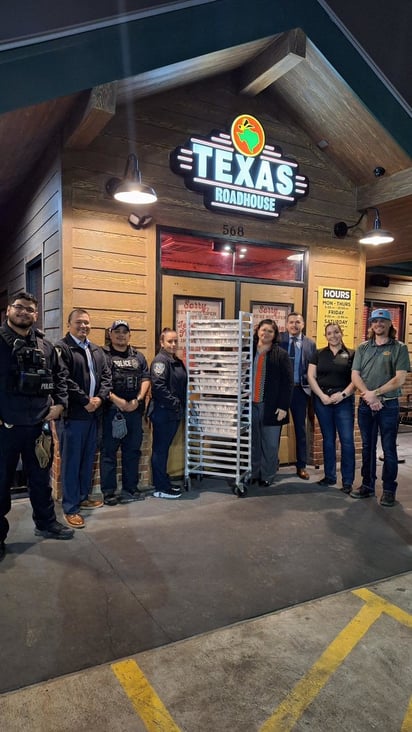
106, 153, 157, 205
334, 207, 394, 245
128, 213, 153, 230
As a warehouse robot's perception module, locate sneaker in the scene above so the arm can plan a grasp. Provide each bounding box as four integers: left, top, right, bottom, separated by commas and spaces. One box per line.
341, 484, 352, 494
80, 499, 103, 509
63, 513, 85, 529
103, 495, 118, 506
169, 484, 183, 495
119, 492, 144, 504
35, 520, 75, 539
153, 489, 182, 499
380, 491, 395, 507
350, 485, 375, 499
0, 541, 6, 561
317, 477, 336, 486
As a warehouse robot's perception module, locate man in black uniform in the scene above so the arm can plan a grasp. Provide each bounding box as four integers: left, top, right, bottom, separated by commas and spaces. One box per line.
0, 292, 74, 561
100, 320, 150, 505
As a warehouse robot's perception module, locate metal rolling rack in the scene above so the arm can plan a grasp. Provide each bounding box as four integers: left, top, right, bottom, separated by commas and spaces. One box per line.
184, 311, 253, 496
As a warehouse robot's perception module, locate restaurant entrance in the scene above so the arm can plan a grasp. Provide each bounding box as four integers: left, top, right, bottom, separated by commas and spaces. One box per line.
161, 272, 305, 476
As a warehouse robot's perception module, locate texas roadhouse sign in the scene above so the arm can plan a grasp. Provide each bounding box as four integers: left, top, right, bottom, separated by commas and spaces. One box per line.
170, 114, 309, 220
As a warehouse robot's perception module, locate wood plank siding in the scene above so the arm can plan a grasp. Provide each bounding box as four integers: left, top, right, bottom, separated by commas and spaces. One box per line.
62, 72, 363, 357
0, 143, 62, 339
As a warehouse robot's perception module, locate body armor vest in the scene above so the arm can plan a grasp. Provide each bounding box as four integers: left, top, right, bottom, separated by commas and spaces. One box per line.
110, 350, 141, 399
0, 327, 54, 396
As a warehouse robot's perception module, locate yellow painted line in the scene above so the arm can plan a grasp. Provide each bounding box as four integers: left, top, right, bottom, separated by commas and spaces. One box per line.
401, 695, 412, 731
353, 588, 412, 628
111, 659, 182, 732
260, 602, 382, 732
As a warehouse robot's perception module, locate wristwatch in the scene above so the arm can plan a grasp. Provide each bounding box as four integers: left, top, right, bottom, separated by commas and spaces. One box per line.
341, 392, 347, 399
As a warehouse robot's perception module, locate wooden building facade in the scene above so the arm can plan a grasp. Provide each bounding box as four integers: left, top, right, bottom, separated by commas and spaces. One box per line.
0, 71, 411, 488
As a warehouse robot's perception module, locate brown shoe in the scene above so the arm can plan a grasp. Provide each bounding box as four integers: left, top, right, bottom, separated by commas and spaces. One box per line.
80, 499, 103, 510
297, 468, 309, 480
64, 513, 85, 528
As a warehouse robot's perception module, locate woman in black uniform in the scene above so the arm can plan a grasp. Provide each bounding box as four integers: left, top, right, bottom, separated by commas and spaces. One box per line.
149, 328, 187, 499
308, 321, 355, 493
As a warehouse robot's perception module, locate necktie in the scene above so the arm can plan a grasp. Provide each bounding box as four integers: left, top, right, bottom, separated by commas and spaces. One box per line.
289, 337, 296, 360
80, 342, 96, 397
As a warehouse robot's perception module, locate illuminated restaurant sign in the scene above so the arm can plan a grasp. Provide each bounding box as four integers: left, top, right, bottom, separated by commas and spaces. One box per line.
170, 114, 309, 220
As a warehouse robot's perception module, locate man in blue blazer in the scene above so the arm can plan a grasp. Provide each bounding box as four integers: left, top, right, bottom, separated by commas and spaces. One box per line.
280, 312, 316, 479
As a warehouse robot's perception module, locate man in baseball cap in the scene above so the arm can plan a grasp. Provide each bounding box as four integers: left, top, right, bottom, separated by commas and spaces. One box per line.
369, 309, 391, 321
351, 307, 410, 506
110, 320, 130, 331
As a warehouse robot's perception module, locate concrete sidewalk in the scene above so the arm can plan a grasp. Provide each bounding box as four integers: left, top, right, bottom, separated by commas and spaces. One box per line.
1, 573, 412, 731
1, 430, 411, 729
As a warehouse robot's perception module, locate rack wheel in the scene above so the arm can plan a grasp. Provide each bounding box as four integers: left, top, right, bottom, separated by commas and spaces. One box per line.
235, 484, 247, 497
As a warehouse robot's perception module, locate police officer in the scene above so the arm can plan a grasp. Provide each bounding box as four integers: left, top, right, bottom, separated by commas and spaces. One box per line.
56, 309, 112, 529
0, 292, 74, 561
149, 328, 187, 499
100, 320, 150, 505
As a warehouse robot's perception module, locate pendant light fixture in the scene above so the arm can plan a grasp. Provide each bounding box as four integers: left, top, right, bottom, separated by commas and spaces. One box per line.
358, 208, 394, 245
333, 207, 394, 246
106, 153, 157, 205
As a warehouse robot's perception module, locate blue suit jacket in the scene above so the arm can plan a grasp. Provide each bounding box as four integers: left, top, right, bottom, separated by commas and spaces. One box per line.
279, 333, 316, 395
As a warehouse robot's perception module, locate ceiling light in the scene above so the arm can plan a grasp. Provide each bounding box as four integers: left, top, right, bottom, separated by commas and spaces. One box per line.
106, 153, 157, 205
212, 241, 235, 254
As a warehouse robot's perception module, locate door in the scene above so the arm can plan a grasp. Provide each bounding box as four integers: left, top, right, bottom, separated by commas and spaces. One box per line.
240, 282, 304, 465
161, 275, 237, 477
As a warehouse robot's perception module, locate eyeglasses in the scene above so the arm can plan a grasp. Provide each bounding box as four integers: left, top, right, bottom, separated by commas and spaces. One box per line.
11, 304, 37, 314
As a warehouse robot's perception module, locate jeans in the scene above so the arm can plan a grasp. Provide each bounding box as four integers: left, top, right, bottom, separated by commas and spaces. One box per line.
290, 385, 309, 469
252, 402, 281, 482
100, 407, 143, 497
0, 423, 56, 541
358, 398, 400, 494
313, 395, 355, 486
150, 408, 181, 491
57, 417, 98, 515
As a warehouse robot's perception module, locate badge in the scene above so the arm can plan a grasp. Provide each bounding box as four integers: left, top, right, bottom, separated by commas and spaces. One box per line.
153, 362, 166, 376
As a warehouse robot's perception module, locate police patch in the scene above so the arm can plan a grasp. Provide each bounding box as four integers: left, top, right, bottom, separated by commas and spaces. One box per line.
153, 362, 166, 376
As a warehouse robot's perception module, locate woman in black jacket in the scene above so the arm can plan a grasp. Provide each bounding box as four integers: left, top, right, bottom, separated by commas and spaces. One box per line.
251, 319, 294, 487
149, 328, 187, 499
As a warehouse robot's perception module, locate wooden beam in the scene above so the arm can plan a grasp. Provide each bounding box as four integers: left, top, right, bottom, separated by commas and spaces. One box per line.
65, 83, 117, 149
237, 29, 306, 96
357, 167, 412, 208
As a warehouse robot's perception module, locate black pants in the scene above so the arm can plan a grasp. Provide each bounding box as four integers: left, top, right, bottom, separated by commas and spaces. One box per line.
0, 423, 56, 542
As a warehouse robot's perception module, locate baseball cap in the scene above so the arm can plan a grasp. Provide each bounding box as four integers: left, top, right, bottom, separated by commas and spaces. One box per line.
370, 309, 391, 321
110, 320, 130, 331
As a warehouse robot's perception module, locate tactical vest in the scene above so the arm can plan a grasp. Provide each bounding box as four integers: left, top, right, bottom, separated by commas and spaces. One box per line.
0, 326, 54, 396
109, 348, 142, 399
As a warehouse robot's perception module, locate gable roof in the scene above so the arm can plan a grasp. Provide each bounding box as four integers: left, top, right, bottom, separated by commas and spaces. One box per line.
0, 0, 410, 271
